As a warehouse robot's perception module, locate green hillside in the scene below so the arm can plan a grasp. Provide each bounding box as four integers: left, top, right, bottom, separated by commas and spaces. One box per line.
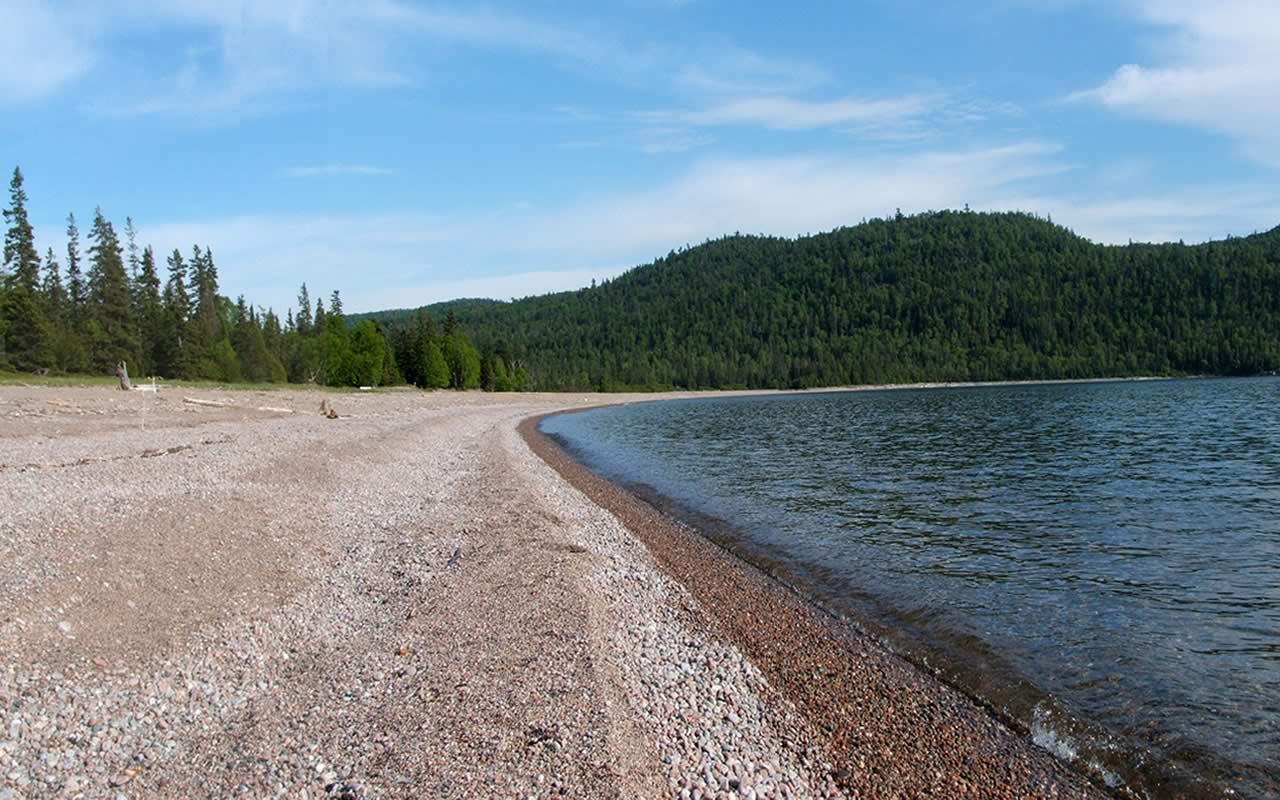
356, 211, 1280, 391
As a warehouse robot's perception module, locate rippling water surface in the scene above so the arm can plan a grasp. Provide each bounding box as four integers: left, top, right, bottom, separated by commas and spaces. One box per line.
541, 378, 1280, 798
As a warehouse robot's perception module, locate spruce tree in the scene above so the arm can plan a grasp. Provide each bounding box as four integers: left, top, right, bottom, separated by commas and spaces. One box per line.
2, 167, 53, 370
124, 216, 140, 285
189, 245, 224, 360
65, 213, 85, 313
156, 249, 192, 377
135, 246, 162, 374
41, 246, 83, 372
42, 247, 65, 321
86, 208, 138, 372
296, 283, 312, 334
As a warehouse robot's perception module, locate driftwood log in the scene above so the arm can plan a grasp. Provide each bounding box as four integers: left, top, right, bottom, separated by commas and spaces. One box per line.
182, 397, 295, 414
115, 361, 132, 391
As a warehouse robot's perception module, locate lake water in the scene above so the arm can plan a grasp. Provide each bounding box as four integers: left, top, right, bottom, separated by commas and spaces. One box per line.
541, 378, 1280, 799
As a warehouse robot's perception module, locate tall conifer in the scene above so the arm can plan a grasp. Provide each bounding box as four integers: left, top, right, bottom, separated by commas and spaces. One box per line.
87, 208, 137, 372
65, 213, 85, 313
2, 168, 53, 370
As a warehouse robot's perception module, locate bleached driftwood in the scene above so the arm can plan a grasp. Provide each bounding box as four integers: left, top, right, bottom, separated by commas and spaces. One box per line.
116, 362, 132, 391
183, 396, 295, 414
183, 397, 229, 408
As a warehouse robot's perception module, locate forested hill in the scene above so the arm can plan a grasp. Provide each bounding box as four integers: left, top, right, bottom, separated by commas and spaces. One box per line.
357, 211, 1280, 391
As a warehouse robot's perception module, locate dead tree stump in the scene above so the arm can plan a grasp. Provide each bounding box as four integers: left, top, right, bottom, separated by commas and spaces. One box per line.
116, 361, 133, 391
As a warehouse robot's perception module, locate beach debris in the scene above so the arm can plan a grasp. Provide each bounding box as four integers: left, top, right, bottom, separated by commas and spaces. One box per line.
183, 397, 230, 409
183, 396, 295, 414
324, 782, 365, 800
320, 399, 339, 419
446, 547, 461, 568
141, 444, 193, 459
525, 725, 562, 751
115, 361, 132, 391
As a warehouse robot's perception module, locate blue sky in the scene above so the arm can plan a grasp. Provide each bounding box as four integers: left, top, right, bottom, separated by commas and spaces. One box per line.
3, 0, 1279, 313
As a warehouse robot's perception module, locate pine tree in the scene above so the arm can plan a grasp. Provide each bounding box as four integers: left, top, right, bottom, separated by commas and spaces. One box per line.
189, 245, 224, 360
2, 167, 53, 370
42, 247, 65, 320
135, 246, 162, 374
41, 246, 84, 372
86, 208, 138, 372
65, 213, 85, 314
153, 248, 192, 377
124, 216, 140, 285
296, 283, 312, 334
329, 289, 343, 316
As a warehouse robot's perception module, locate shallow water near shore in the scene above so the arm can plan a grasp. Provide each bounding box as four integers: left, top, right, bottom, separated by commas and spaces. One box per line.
541, 378, 1280, 799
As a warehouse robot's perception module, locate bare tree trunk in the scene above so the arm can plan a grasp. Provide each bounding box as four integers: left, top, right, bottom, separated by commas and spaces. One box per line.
116, 361, 133, 391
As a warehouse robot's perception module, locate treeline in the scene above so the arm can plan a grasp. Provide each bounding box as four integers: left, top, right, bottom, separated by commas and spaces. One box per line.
362, 210, 1280, 390
0, 166, 489, 389
386, 310, 530, 391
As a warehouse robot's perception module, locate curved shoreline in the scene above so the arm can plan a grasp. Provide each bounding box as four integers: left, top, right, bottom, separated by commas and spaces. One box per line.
520, 410, 1114, 800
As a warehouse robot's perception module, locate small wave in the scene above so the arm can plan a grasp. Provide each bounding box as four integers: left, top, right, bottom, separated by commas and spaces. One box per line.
1031, 703, 1079, 762
1032, 704, 1125, 791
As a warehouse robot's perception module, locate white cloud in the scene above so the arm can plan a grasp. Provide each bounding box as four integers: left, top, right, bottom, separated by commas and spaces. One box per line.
285, 164, 394, 178
0, 1, 91, 101
644, 94, 935, 131
1073, 0, 1280, 165
7, 1, 826, 118
33, 141, 1276, 315
672, 45, 829, 96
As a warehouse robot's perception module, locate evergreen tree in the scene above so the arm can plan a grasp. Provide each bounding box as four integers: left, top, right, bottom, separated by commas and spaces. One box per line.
231, 294, 278, 382
65, 213, 85, 314
479, 349, 494, 391
380, 326, 401, 386
124, 216, 140, 286
154, 248, 192, 377
421, 338, 450, 389
323, 306, 350, 386
42, 247, 65, 320
86, 208, 138, 372
135, 246, 162, 374
41, 246, 84, 372
329, 289, 343, 316
296, 283, 312, 334
190, 245, 222, 350
2, 167, 53, 370
347, 320, 384, 386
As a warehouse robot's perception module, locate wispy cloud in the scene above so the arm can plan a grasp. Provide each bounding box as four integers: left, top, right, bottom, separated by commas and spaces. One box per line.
643, 94, 936, 131
0, 1, 92, 101
285, 164, 395, 178
12, 0, 826, 119
1071, 0, 1280, 166
66, 141, 1277, 315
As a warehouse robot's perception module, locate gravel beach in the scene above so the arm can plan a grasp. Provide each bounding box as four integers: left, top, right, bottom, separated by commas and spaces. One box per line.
1, 385, 1106, 799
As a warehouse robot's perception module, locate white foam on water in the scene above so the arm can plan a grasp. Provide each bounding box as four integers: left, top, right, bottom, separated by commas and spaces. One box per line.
1032, 704, 1129, 793
1031, 703, 1079, 762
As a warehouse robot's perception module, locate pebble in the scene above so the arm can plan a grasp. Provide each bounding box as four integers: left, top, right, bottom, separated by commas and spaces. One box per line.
0, 391, 849, 799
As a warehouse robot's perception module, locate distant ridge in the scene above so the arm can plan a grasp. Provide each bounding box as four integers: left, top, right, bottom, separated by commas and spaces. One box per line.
355, 211, 1280, 390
